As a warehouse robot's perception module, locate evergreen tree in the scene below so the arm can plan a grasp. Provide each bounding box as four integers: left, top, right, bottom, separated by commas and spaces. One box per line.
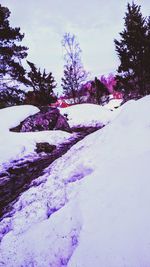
0, 4, 28, 86
91, 77, 109, 105
61, 33, 88, 103
114, 2, 150, 100
0, 87, 25, 108
0, 4, 28, 107
25, 61, 57, 106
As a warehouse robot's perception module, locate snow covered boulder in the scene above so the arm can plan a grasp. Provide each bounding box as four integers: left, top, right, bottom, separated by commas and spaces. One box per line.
10, 107, 71, 133
0, 105, 39, 132
59, 103, 115, 129
0, 104, 73, 170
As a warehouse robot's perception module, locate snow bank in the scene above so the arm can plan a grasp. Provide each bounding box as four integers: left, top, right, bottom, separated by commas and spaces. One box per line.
0, 105, 39, 132
60, 103, 115, 128
0, 200, 81, 267
0, 103, 115, 170
0, 105, 72, 171
104, 98, 123, 110
68, 96, 150, 267
0, 130, 72, 170
1, 96, 150, 266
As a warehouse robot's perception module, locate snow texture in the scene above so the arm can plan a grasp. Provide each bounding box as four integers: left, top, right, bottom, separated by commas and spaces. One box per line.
0, 105, 39, 132
0, 97, 150, 266
0, 105, 72, 171
59, 103, 115, 128
104, 98, 123, 110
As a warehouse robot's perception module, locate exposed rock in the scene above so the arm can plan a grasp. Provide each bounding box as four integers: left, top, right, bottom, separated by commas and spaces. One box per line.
54, 114, 70, 131
36, 143, 56, 153
10, 107, 71, 132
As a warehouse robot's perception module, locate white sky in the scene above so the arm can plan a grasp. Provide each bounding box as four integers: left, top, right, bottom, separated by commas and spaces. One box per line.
2, 0, 150, 91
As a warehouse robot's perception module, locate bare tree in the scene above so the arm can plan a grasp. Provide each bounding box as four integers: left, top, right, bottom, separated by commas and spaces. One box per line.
61, 33, 88, 103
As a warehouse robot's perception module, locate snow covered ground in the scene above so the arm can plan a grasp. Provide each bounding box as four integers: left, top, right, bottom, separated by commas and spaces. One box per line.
0, 104, 115, 171
0, 105, 72, 171
104, 98, 123, 110
0, 97, 150, 266
59, 103, 115, 128
0, 105, 39, 132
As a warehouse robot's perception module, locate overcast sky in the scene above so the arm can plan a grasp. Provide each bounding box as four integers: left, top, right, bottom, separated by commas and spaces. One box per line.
2, 0, 150, 90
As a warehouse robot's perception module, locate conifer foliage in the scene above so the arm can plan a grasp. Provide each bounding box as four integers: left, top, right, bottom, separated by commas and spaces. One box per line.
0, 4, 28, 107
114, 2, 150, 100
0, 4, 28, 85
91, 77, 109, 105
61, 33, 88, 103
25, 61, 57, 106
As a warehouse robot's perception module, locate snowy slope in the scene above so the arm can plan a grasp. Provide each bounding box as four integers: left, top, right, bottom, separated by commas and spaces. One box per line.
68, 96, 150, 267
0, 96, 150, 266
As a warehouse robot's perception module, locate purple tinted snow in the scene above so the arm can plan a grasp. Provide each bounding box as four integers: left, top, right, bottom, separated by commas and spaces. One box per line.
46, 206, 59, 218
71, 235, 78, 246
67, 167, 93, 183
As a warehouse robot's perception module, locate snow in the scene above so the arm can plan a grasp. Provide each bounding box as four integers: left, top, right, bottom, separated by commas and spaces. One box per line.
0, 201, 81, 267
104, 98, 123, 110
0, 105, 39, 132
0, 105, 72, 171
59, 103, 115, 128
0, 96, 150, 266
0, 103, 114, 170
0, 130, 72, 170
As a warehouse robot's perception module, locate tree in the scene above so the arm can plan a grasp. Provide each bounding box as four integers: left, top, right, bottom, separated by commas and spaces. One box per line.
24, 61, 57, 106
114, 2, 150, 100
0, 4, 28, 107
61, 33, 88, 103
0, 87, 25, 108
0, 4, 28, 86
144, 16, 150, 94
91, 77, 109, 105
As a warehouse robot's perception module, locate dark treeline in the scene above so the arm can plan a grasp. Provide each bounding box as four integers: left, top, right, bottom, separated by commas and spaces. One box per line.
0, 4, 57, 108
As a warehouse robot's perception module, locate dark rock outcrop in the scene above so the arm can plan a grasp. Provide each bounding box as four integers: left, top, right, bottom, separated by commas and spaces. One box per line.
35, 143, 56, 153
10, 107, 71, 132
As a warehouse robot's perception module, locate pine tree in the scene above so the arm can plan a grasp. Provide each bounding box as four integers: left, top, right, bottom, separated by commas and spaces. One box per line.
0, 4, 28, 107
114, 2, 150, 100
61, 33, 88, 103
0, 4, 28, 86
25, 61, 57, 106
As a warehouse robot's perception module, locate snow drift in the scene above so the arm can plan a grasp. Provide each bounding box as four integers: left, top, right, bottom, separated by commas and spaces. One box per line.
59, 103, 114, 128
